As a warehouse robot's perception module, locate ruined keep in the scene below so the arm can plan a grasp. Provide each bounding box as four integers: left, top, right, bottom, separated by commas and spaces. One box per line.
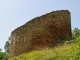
9, 10, 72, 58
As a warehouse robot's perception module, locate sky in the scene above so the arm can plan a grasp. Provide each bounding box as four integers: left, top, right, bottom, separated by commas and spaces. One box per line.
0, 0, 80, 52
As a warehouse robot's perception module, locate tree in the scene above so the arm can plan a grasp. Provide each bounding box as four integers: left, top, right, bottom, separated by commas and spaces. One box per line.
72, 27, 80, 39
0, 49, 8, 60
0, 48, 2, 52
4, 41, 10, 55
4, 37, 11, 57
0, 52, 8, 60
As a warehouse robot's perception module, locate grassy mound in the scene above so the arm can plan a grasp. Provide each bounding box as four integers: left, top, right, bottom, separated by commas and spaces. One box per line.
10, 39, 80, 60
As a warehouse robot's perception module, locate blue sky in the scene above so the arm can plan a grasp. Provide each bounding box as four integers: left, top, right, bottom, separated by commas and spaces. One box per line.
0, 0, 80, 52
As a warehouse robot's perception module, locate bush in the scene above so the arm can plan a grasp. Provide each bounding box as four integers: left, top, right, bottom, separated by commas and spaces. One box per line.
52, 14, 55, 17
56, 36, 73, 43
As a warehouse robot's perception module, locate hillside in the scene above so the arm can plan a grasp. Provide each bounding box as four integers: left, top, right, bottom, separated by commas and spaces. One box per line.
9, 39, 80, 60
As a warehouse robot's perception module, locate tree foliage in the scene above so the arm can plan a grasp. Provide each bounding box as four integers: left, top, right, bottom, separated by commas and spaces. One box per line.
0, 50, 8, 60
72, 27, 80, 39
4, 36, 11, 59
0, 48, 2, 52
4, 41, 10, 55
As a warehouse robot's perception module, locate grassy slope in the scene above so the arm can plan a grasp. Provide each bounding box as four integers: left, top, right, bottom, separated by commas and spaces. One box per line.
10, 40, 79, 60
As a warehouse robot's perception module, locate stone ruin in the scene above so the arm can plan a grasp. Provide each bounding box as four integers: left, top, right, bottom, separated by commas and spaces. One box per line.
9, 10, 72, 58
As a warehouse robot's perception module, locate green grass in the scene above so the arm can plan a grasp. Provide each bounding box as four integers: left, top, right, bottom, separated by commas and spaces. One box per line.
10, 39, 80, 60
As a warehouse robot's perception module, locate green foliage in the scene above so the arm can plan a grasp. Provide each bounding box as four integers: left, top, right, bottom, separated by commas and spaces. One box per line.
3, 36, 11, 60
75, 35, 80, 59
4, 41, 10, 55
72, 27, 80, 39
24, 51, 37, 59
56, 36, 72, 43
11, 57, 17, 60
9, 43, 77, 60
0, 48, 2, 52
4, 37, 11, 56
0, 52, 8, 60
68, 35, 80, 60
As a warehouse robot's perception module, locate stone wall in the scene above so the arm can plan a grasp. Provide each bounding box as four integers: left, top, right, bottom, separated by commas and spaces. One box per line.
9, 10, 72, 58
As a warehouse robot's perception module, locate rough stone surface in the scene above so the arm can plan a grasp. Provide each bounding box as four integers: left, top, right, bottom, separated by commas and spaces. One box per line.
9, 10, 72, 58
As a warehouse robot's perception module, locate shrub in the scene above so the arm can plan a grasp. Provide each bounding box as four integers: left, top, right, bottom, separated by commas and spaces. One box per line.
56, 36, 73, 43
52, 14, 55, 17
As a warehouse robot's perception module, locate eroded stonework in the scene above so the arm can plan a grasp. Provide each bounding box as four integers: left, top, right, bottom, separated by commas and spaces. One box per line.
9, 10, 72, 58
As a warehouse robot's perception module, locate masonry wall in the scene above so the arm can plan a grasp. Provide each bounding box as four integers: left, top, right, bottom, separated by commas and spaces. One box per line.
9, 10, 72, 58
